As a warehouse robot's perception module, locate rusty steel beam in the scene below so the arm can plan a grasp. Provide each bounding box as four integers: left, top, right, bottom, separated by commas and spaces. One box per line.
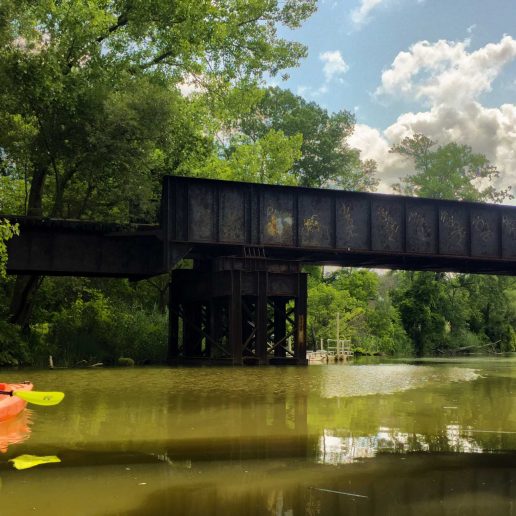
163, 176, 516, 275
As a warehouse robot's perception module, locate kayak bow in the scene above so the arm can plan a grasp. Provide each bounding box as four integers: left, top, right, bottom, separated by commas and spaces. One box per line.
0, 382, 33, 422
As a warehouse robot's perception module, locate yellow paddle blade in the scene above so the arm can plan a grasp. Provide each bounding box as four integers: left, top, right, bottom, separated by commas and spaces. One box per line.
13, 390, 65, 406
9, 454, 61, 470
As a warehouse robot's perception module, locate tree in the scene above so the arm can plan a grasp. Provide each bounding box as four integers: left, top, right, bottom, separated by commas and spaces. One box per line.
238, 87, 378, 190
391, 134, 512, 203
0, 1, 315, 219
0, 0, 316, 327
0, 219, 18, 279
307, 267, 409, 354
391, 272, 450, 356
192, 129, 303, 185
390, 134, 514, 355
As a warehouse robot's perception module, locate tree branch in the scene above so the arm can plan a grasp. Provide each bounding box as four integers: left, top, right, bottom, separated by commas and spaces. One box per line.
96, 13, 129, 44
139, 50, 177, 70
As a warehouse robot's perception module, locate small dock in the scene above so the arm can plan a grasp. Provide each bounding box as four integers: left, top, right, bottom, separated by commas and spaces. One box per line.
308, 339, 353, 363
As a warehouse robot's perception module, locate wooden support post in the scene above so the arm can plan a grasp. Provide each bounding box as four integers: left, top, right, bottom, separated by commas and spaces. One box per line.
255, 271, 268, 364
229, 270, 243, 365
273, 298, 287, 358
294, 273, 307, 364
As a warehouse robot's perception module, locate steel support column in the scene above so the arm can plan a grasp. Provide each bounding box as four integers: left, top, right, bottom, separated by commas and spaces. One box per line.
169, 258, 308, 365
273, 298, 287, 358
255, 271, 268, 364
168, 292, 180, 363
294, 273, 307, 364
229, 270, 243, 365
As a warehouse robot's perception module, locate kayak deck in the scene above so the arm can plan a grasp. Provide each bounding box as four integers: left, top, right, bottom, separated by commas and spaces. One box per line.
0, 382, 33, 422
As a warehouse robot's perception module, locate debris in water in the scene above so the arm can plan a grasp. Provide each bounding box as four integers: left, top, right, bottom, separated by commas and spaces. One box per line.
309, 487, 368, 499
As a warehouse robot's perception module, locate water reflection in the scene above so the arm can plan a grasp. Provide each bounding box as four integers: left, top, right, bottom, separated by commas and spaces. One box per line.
319, 364, 480, 398
317, 424, 485, 466
0, 359, 514, 515
0, 409, 32, 453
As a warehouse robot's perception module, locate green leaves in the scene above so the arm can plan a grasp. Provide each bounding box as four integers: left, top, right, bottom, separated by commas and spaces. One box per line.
392, 272, 516, 355
238, 87, 379, 190
307, 268, 409, 355
391, 134, 512, 203
0, 0, 315, 220
0, 219, 18, 279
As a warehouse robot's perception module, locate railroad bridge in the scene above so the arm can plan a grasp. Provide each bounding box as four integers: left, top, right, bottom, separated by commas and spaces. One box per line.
5, 176, 516, 365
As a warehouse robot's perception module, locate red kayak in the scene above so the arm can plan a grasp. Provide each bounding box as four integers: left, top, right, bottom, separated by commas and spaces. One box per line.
0, 382, 33, 422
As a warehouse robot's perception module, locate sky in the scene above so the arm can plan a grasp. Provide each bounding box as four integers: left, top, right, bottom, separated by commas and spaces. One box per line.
276, 0, 516, 203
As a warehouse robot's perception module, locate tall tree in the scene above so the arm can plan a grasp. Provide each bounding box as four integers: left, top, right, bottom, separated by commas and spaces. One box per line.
390, 134, 515, 355
0, 1, 315, 219
238, 87, 378, 190
192, 129, 303, 185
390, 134, 512, 203
0, 0, 316, 328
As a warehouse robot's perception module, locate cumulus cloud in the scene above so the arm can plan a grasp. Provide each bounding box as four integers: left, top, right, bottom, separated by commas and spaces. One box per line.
320, 50, 349, 82
352, 36, 516, 202
351, 105, 516, 198
351, 0, 385, 26
349, 124, 412, 193
297, 50, 348, 100
375, 36, 516, 106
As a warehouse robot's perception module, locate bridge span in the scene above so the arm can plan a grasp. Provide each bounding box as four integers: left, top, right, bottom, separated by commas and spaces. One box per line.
5, 176, 516, 365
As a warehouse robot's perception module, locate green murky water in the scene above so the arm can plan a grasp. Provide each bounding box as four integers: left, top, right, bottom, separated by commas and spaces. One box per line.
0, 357, 515, 515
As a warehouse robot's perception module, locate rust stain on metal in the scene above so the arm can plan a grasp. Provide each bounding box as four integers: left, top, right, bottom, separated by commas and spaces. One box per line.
503, 215, 516, 239
377, 206, 400, 245
340, 203, 357, 241
266, 207, 292, 238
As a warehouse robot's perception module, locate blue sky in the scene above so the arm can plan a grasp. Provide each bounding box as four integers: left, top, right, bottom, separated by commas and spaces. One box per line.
275, 0, 516, 200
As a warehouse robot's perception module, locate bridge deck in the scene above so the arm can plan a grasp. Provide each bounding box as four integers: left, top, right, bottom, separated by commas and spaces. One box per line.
4, 176, 516, 276
163, 177, 516, 275
5, 217, 164, 278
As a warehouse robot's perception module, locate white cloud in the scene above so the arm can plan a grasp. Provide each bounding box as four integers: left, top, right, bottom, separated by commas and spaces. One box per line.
320, 50, 349, 82
467, 24, 477, 34
297, 84, 329, 99
351, 0, 385, 26
351, 104, 516, 199
376, 36, 516, 106
299, 50, 348, 100
349, 124, 413, 193
352, 37, 516, 202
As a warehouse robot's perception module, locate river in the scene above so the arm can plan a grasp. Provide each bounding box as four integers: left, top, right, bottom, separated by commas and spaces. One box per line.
0, 357, 515, 515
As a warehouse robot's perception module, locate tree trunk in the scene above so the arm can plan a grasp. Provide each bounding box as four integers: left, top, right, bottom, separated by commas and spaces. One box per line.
9, 275, 44, 331
27, 166, 47, 217
51, 167, 76, 218
9, 166, 48, 329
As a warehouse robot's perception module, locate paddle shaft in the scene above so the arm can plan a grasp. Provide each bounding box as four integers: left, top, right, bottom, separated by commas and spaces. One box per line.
0, 390, 14, 396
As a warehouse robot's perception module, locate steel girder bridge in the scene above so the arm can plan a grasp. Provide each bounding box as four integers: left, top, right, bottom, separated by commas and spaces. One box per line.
5, 176, 516, 365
